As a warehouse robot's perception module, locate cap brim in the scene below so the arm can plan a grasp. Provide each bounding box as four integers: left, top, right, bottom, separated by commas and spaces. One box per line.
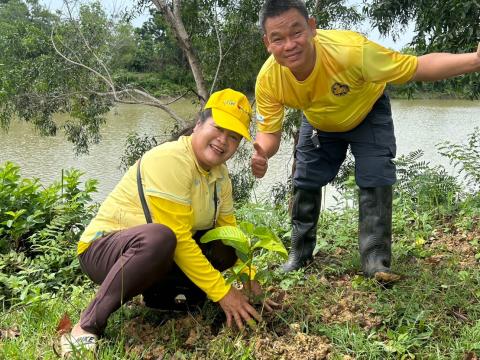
211, 108, 251, 141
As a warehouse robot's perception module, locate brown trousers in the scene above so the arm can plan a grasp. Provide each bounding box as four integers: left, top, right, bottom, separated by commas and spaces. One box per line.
78, 223, 236, 335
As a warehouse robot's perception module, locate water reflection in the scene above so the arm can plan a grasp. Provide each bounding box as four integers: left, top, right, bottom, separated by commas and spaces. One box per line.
1, 99, 479, 206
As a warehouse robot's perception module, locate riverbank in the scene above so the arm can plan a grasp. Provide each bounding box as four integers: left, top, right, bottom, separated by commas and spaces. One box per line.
2, 99, 479, 206
1, 161, 480, 358
113, 72, 480, 102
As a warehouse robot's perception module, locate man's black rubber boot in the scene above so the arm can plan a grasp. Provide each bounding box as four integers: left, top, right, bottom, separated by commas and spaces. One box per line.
281, 187, 322, 272
358, 186, 398, 280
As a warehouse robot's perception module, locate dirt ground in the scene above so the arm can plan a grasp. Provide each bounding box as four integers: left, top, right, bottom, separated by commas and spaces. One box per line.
117, 220, 480, 359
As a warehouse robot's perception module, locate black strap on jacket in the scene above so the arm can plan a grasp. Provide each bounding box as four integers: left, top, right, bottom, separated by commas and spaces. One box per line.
212, 182, 218, 228
137, 157, 153, 224
137, 156, 218, 226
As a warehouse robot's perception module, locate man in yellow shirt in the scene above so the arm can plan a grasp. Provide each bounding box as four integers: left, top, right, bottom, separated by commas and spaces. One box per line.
252, 0, 480, 278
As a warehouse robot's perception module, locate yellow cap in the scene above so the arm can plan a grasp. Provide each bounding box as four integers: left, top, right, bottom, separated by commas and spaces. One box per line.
204, 89, 252, 141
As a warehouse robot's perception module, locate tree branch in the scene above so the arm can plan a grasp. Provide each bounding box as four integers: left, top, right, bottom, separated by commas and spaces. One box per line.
210, 2, 223, 95
151, 0, 208, 105
64, 0, 118, 99
50, 27, 189, 128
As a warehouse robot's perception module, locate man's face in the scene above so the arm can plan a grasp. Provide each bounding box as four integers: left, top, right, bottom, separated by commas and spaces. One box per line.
263, 8, 317, 80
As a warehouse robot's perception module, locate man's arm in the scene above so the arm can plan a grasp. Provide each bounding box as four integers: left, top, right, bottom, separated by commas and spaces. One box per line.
412, 43, 480, 81
251, 131, 282, 178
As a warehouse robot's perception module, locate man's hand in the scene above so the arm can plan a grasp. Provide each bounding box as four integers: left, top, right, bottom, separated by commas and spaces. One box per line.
218, 287, 262, 330
251, 142, 269, 178
244, 280, 281, 313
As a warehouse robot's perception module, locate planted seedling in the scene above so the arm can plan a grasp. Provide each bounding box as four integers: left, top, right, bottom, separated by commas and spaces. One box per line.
200, 221, 287, 303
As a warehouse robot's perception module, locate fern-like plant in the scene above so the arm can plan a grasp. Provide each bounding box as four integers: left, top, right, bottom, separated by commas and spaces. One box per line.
437, 127, 480, 193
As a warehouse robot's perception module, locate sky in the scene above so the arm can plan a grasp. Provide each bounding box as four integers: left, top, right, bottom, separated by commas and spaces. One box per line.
39, 0, 415, 51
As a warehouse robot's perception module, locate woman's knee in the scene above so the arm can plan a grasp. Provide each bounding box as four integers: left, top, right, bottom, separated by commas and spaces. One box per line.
141, 223, 177, 258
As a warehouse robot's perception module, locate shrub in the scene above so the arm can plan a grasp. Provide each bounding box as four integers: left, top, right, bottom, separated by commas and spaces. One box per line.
0, 162, 98, 306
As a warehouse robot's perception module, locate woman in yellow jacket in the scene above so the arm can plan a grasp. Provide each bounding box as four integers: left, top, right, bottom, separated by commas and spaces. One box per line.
62, 89, 277, 355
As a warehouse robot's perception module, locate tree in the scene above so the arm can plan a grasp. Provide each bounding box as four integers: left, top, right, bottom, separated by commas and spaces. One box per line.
0, 0, 115, 153
364, 0, 480, 98
0, 0, 364, 157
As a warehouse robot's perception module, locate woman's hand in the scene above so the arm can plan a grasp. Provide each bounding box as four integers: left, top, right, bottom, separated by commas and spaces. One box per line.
218, 287, 262, 330
244, 280, 281, 313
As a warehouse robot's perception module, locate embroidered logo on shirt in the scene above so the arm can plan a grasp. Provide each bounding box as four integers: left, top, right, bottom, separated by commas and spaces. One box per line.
331, 82, 350, 96
256, 113, 265, 123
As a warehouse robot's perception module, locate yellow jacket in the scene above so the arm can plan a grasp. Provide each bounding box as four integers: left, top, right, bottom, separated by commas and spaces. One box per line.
79, 136, 246, 302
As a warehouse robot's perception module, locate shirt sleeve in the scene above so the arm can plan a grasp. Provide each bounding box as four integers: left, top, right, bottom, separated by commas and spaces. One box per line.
149, 196, 231, 302
362, 37, 418, 85
255, 74, 285, 133
142, 149, 192, 206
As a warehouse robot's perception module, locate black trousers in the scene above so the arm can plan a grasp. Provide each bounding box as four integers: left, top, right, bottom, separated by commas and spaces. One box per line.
294, 93, 397, 190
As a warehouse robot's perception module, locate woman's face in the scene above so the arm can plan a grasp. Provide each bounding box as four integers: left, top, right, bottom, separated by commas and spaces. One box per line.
191, 116, 242, 171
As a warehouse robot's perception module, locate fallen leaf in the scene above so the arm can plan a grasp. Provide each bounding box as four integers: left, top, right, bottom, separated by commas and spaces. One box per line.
56, 313, 72, 335
184, 328, 199, 347
463, 351, 478, 360
0, 327, 20, 339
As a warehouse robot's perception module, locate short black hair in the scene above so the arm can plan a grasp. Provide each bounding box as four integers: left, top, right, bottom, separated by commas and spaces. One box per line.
199, 108, 213, 123
259, 0, 309, 33
170, 108, 212, 140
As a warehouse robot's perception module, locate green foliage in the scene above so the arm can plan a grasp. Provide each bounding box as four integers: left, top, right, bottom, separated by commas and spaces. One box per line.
0, 0, 116, 154
119, 132, 159, 171
234, 202, 290, 238
281, 108, 302, 141
364, 0, 480, 98
113, 71, 190, 98
227, 141, 257, 205
0, 162, 53, 252
395, 149, 461, 218
307, 0, 364, 29
270, 178, 292, 210
1, 151, 480, 357
0, 162, 97, 306
437, 127, 480, 193
199, 223, 287, 288
230, 170, 256, 205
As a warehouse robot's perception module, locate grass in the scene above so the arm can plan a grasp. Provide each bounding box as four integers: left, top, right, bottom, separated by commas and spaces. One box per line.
1, 202, 480, 359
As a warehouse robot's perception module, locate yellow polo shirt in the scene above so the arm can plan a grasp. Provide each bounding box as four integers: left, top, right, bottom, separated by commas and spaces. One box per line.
78, 136, 237, 301
255, 30, 418, 133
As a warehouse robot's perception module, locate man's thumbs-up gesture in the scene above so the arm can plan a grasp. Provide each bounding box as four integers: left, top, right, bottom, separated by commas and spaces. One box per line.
251, 142, 269, 178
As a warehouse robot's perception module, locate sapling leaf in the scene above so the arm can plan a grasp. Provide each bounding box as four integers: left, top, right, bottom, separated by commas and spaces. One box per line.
252, 228, 288, 259
239, 222, 255, 236
253, 238, 288, 259
238, 272, 249, 284
199, 226, 250, 255
232, 260, 249, 274
236, 249, 250, 263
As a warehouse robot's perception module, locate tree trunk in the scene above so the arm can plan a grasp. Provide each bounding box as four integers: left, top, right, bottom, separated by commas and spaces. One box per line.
151, 0, 209, 105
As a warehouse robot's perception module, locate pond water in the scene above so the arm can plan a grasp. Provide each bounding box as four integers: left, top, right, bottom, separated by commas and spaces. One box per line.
1, 99, 479, 207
